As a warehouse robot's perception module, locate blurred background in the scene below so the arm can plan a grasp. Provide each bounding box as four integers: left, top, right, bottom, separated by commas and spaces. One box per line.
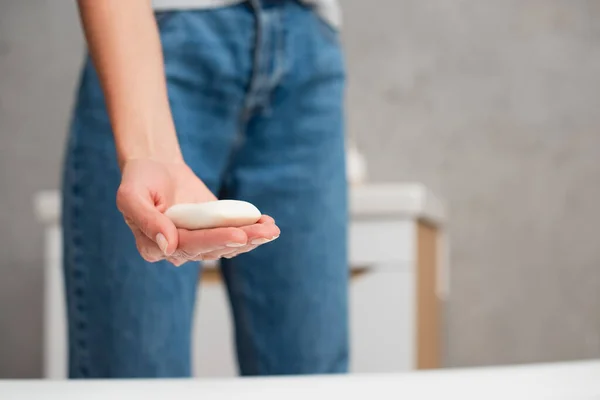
1, 0, 599, 378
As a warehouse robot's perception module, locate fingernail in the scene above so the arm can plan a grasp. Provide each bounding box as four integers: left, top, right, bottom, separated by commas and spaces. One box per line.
156, 233, 169, 255
251, 238, 271, 245
226, 242, 246, 248
271, 235, 279, 240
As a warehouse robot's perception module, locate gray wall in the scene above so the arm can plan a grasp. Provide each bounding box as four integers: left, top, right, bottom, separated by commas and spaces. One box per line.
0, 0, 599, 378
343, 0, 600, 366
0, 1, 82, 378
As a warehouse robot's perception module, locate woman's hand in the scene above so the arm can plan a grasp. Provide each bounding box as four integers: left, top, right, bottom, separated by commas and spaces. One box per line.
75, 1, 278, 266
116, 159, 280, 266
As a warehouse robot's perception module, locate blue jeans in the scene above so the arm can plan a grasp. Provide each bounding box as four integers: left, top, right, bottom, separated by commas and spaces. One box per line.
61, 0, 348, 378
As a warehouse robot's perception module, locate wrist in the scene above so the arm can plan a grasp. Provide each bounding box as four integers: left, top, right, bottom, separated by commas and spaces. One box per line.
118, 152, 185, 171
115, 126, 184, 170
108, 90, 184, 170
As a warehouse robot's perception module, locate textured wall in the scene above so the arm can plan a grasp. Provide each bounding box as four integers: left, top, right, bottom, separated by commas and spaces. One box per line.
342, 0, 600, 366
0, 0, 599, 377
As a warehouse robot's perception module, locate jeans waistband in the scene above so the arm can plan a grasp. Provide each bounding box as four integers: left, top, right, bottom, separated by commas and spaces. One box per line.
252, 0, 290, 9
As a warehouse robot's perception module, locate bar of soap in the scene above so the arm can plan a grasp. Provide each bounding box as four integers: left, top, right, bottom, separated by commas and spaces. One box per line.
165, 200, 261, 230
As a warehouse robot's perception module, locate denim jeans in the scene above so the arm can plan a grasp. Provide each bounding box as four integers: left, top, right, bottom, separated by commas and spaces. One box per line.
61, 0, 349, 378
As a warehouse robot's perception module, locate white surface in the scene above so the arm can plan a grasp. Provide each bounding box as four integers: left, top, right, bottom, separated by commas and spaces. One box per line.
33, 183, 447, 379
165, 200, 261, 230
3, 361, 600, 399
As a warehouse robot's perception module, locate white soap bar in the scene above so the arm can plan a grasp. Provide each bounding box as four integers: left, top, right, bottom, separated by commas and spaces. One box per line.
165, 200, 261, 230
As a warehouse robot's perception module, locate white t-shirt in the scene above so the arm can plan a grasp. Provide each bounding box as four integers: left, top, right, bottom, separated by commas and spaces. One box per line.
151, 0, 341, 28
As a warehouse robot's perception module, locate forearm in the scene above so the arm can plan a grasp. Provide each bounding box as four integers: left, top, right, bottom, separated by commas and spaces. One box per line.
77, 0, 183, 168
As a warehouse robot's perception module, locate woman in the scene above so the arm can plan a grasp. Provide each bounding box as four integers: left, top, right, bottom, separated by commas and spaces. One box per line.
63, 0, 348, 378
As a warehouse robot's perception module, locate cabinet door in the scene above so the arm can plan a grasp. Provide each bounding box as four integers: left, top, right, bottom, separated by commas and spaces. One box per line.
350, 269, 415, 373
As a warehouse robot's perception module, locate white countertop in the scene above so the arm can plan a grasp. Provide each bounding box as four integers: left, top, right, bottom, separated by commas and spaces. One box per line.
2, 361, 599, 399
33, 183, 446, 226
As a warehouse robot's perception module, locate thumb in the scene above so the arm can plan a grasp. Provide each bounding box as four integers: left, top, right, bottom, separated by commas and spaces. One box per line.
146, 210, 179, 257
117, 187, 179, 256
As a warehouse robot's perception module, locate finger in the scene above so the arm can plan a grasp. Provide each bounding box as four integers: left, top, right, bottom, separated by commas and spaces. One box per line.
177, 227, 248, 255
133, 230, 165, 262
196, 247, 238, 261
117, 185, 179, 256
256, 215, 275, 225
239, 222, 280, 245
222, 244, 258, 259
167, 256, 186, 267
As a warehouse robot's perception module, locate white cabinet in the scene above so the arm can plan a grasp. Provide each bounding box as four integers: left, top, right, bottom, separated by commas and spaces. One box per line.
34, 183, 448, 378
